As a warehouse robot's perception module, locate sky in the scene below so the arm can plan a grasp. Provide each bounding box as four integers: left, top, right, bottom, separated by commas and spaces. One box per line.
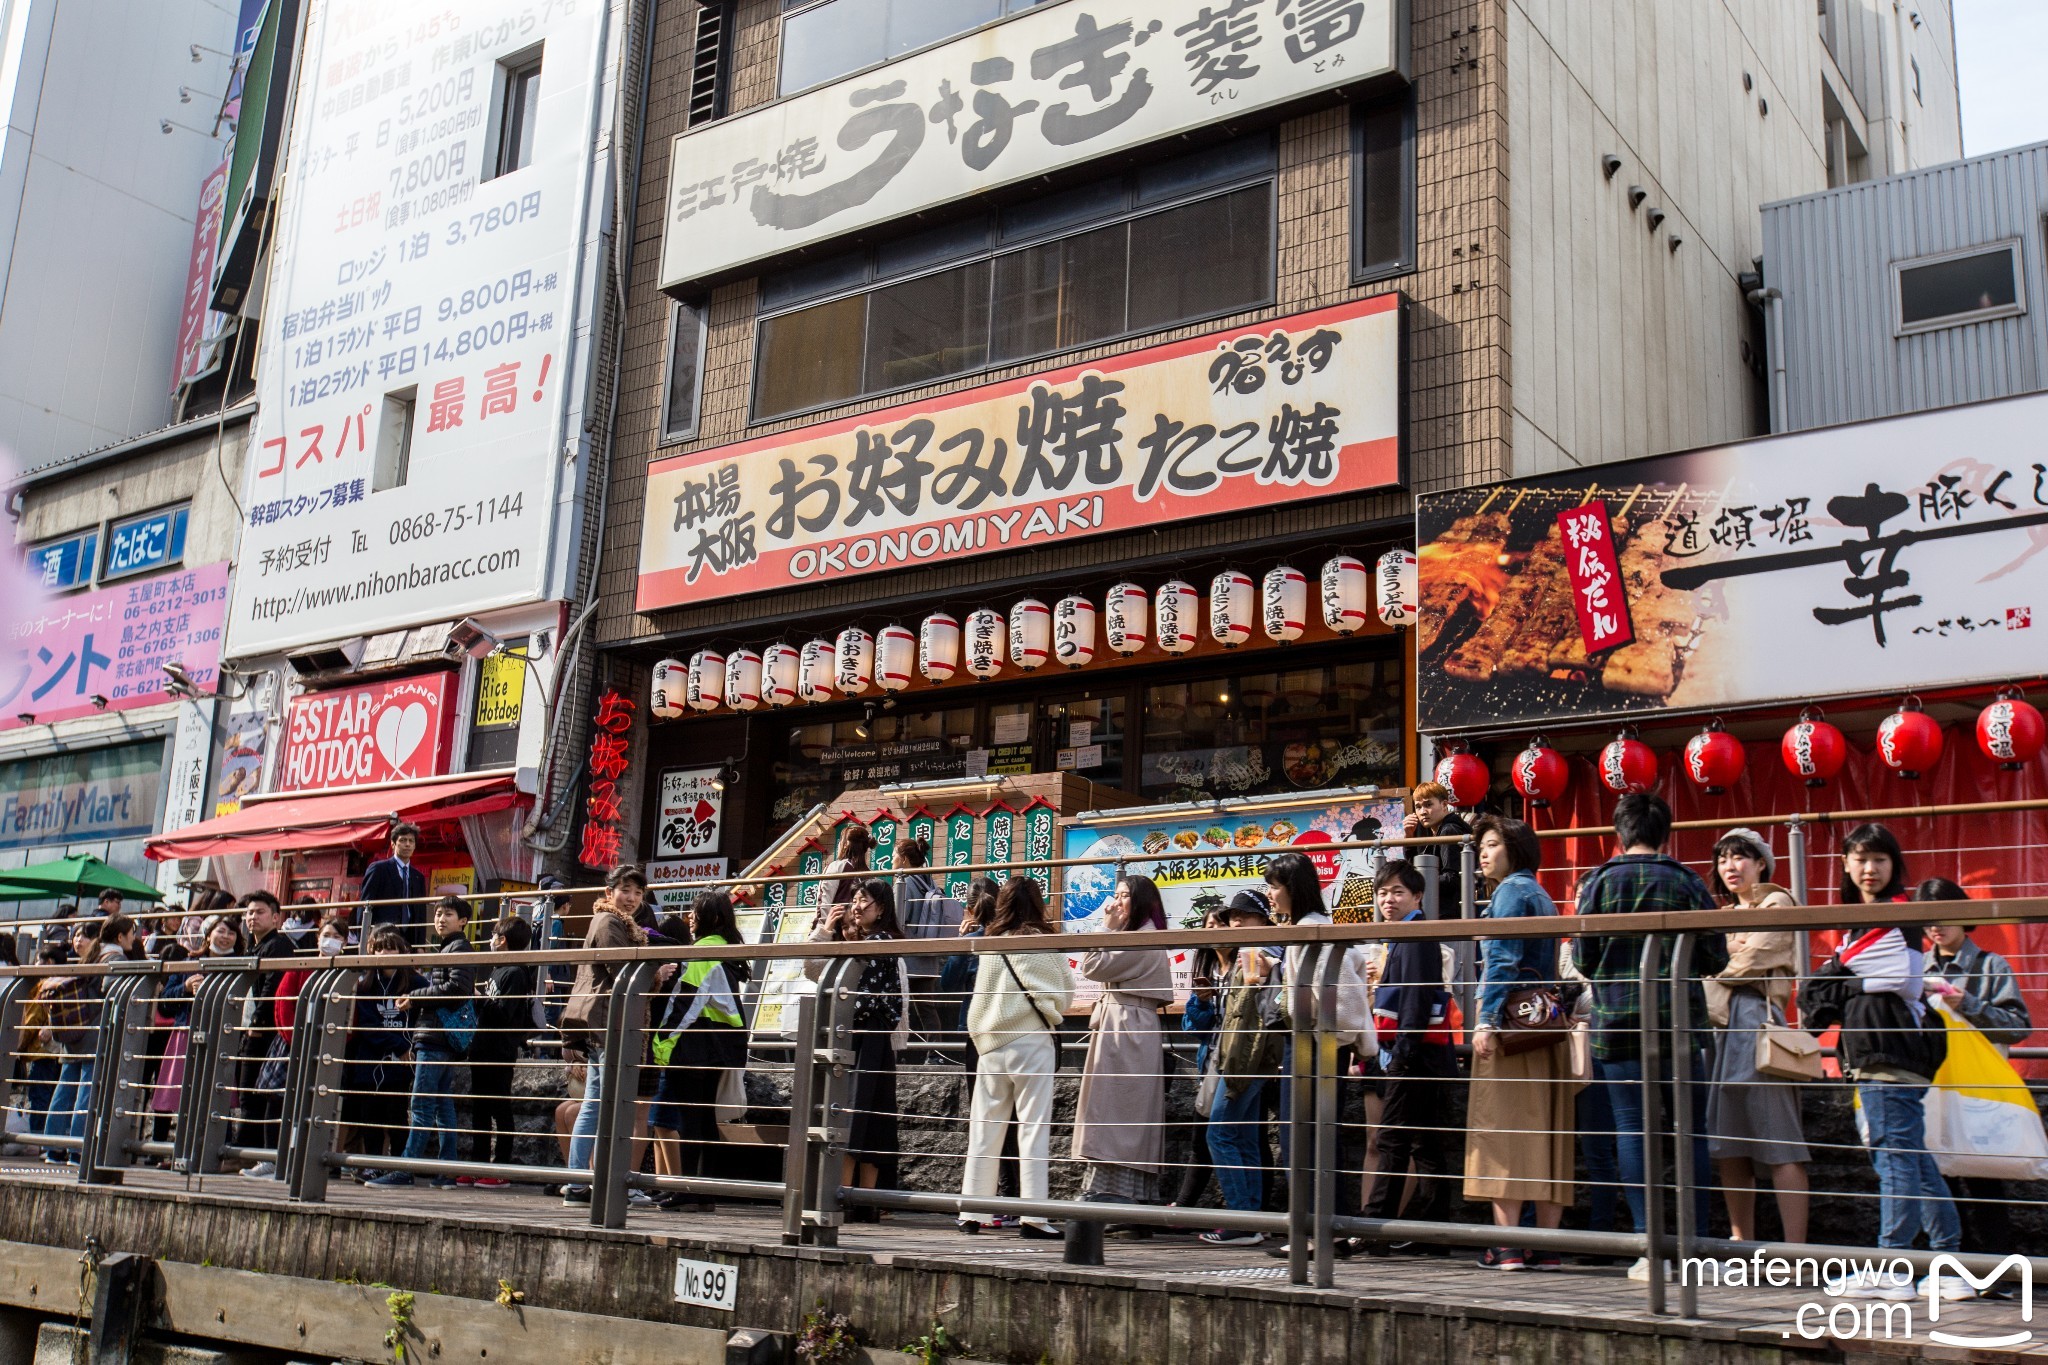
1954, 0, 2048, 155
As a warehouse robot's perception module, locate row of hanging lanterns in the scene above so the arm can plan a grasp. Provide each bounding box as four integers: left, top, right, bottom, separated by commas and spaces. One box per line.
648, 554, 1415, 718
1426, 691, 2048, 809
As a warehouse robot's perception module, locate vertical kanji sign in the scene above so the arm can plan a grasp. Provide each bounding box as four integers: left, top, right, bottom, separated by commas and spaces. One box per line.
1557, 500, 1635, 654
578, 688, 635, 870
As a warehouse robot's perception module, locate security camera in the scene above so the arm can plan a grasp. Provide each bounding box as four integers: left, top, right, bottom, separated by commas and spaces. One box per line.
444, 618, 499, 660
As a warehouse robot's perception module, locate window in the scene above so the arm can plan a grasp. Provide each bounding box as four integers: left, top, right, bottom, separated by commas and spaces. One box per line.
490, 50, 543, 179
1893, 242, 2024, 334
778, 0, 1052, 97
25, 529, 98, 592
1353, 96, 1417, 282
752, 137, 1277, 421
1141, 659, 1404, 802
1911, 57, 1922, 105
100, 505, 190, 583
374, 388, 416, 492
661, 301, 710, 443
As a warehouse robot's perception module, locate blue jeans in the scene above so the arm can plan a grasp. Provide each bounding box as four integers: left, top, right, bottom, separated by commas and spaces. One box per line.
566, 1047, 604, 1178
399, 1049, 457, 1162
49, 1059, 94, 1143
1576, 1077, 1620, 1234
23, 1058, 58, 1139
1207, 1079, 1270, 1212
1599, 1052, 1711, 1237
1858, 1081, 1960, 1251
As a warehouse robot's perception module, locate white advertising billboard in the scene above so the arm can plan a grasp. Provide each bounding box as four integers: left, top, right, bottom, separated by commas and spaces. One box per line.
659, 0, 1400, 290
225, 0, 611, 655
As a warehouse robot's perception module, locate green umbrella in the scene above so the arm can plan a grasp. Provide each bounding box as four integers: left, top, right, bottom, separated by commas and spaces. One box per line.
0, 854, 165, 902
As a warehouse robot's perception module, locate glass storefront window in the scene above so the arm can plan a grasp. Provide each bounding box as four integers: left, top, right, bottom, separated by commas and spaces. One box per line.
1140, 659, 1403, 801
770, 706, 977, 833
1041, 693, 1124, 787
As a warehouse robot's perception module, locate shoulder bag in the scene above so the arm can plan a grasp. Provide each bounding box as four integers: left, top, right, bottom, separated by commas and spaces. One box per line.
1754, 1005, 1823, 1081
1497, 985, 1571, 1055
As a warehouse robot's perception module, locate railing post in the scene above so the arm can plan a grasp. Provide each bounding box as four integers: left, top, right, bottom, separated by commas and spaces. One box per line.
807, 956, 860, 1248
1786, 816, 1811, 990
280, 971, 346, 1198
0, 975, 27, 1115
173, 971, 242, 1176
1415, 851, 1440, 920
1286, 943, 1324, 1286
1670, 933, 1699, 1319
1637, 935, 1668, 1316
81, 970, 151, 1182
779, 989, 820, 1246
592, 960, 655, 1229
291, 968, 351, 1204
1458, 837, 1477, 919
1312, 941, 1348, 1290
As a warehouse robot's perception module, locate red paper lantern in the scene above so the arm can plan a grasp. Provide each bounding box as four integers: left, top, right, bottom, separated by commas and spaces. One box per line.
1875, 704, 1944, 780
1599, 736, 1658, 794
1780, 716, 1847, 788
1977, 695, 2046, 772
1682, 726, 1746, 796
1510, 743, 1569, 807
1433, 751, 1490, 807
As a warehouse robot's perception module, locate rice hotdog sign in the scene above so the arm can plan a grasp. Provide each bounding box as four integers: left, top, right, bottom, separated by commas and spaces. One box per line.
635, 295, 1402, 611
1416, 391, 2048, 731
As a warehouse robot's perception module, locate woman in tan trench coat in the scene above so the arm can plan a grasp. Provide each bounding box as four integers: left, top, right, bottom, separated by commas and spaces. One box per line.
1072, 873, 1176, 1209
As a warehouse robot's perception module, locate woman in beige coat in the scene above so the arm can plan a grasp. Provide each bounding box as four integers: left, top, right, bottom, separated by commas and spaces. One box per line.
1072, 874, 1176, 1210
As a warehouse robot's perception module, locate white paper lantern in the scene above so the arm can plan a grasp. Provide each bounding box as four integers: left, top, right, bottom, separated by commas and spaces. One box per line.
1209, 571, 1254, 648
797, 639, 834, 704
1155, 580, 1198, 654
1053, 596, 1097, 668
762, 644, 800, 708
1104, 582, 1148, 655
686, 650, 724, 712
1321, 556, 1370, 635
723, 648, 762, 711
876, 625, 916, 693
650, 658, 686, 719
1009, 599, 1051, 671
964, 608, 1006, 678
1376, 549, 1418, 628
834, 628, 874, 696
918, 613, 961, 683
1261, 566, 1307, 643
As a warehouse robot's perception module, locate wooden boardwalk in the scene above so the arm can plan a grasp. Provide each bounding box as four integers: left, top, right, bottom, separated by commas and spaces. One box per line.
1, 1165, 2039, 1362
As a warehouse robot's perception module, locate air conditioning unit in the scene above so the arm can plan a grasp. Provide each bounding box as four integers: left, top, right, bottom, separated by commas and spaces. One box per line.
284, 639, 363, 678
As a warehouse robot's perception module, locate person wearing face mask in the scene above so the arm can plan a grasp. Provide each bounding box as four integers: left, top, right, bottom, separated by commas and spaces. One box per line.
341, 926, 424, 1182
1702, 828, 1810, 1246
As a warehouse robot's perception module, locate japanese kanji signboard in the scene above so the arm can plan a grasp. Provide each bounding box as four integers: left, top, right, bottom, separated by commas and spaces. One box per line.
637, 295, 1401, 609
578, 688, 635, 870
653, 765, 723, 857
279, 670, 456, 790
659, 0, 1401, 288
0, 561, 232, 731
1416, 390, 2048, 731
224, 0, 612, 655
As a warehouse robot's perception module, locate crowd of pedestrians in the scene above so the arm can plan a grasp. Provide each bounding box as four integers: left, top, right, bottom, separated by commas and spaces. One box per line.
4, 790, 2038, 1296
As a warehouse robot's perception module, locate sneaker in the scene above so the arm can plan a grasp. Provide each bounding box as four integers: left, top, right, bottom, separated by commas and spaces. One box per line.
560, 1185, 591, 1205
455, 1175, 475, 1187
351, 1169, 381, 1185
1527, 1251, 1563, 1272
239, 1162, 277, 1179
1828, 1267, 1914, 1300
366, 1170, 415, 1187
1627, 1257, 1673, 1283
1478, 1247, 1525, 1271
473, 1177, 510, 1190
1198, 1229, 1265, 1247
628, 1189, 659, 1207
1918, 1271, 1977, 1303
1017, 1220, 1063, 1240
429, 1176, 458, 1190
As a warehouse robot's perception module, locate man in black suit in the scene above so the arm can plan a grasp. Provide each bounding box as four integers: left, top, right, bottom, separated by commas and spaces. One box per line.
360, 821, 429, 945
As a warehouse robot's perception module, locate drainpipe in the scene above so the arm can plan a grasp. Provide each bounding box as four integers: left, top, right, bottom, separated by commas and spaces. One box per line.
1746, 286, 1787, 432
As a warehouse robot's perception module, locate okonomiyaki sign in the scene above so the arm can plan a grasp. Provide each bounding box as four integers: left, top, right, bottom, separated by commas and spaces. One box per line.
636, 296, 1400, 610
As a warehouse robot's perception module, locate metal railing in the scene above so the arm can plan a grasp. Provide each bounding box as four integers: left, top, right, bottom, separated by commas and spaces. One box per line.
3, 855, 2045, 1320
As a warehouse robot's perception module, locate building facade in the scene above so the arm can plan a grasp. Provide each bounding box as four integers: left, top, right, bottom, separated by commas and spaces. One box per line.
1760, 138, 2048, 434
580, 0, 1960, 878
3, 410, 252, 907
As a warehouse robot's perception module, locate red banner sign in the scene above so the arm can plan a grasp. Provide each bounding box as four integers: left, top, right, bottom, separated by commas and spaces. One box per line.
280, 671, 456, 790
1556, 500, 1635, 655
578, 688, 636, 869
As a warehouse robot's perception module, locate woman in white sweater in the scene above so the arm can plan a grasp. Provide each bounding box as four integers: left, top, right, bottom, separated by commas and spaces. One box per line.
962, 876, 1073, 1238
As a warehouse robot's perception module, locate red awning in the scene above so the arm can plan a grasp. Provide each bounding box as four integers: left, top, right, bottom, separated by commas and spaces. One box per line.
144, 773, 522, 861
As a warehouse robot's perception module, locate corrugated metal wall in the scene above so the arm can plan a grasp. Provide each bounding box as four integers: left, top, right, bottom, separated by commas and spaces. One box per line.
1762, 140, 2048, 432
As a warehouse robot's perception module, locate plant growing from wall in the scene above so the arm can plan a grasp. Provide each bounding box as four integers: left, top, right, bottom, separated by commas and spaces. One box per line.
794, 1300, 858, 1364
384, 1290, 417, 1362
902, 1318, 966, 1364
